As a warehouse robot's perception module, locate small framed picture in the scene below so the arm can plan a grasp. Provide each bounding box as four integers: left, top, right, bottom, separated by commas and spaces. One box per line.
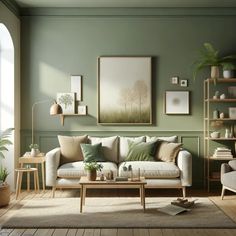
78, 105, 87, 115
71, 75, 82, 101
165, 91, 190, 115
229, 107, 236, 119
180, 79, 188, 87
57, 93, 75, 114
171, 76, 179, 84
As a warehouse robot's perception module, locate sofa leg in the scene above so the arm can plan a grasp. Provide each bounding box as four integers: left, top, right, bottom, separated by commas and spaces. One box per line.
182, 187, 186, 198
221, 186, 225, 200
52, 186, 56, 198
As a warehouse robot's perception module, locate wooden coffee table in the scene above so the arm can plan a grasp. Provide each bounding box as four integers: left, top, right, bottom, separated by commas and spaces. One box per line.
79, 176, 146, 213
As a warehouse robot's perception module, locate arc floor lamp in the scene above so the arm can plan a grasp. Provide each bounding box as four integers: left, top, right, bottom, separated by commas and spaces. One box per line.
31, 100, 62, 145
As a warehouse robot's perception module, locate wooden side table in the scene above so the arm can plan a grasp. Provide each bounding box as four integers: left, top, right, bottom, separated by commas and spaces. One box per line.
19, 154, 46, 191
15, 168, 39, 199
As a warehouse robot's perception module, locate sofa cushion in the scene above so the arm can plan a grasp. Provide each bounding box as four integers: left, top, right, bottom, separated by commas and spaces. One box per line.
221, 171, 236, 189
119, 136, 146, 162
57, 161, 118, 178
88, 136, 118, 163
119, 161, 180, 179
229, 160, 236, 171
80, 143, 106, 162
125, 141, 157, 161
156, 141, 182, 162
58, 135, 88, 165
146, 135, 178, 143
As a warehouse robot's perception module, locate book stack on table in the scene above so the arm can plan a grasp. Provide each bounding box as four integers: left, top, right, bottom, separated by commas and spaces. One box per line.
213, 147, 233, 159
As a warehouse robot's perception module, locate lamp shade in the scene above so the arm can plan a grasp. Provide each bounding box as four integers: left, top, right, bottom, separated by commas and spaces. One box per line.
50, 101, 62, 115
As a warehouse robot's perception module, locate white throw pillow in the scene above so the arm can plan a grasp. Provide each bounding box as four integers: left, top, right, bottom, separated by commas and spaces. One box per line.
146, 135, 178, 143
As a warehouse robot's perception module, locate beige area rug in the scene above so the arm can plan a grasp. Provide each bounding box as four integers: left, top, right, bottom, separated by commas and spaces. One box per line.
2, 197, 236, 228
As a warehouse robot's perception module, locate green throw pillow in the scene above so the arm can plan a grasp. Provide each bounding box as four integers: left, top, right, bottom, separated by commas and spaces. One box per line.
80, 143, 106, 162
125, 140, 157, 161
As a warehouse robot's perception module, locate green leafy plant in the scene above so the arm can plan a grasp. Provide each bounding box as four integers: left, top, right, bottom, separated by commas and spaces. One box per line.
193, 42, 236, 80
222, 62, 235, 71
84, 162, 103, 171
0, 128, 13, 183
29, 143, 39, 149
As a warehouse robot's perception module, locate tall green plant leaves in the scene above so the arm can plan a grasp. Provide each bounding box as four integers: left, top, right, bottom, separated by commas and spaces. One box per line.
0, 128, 13, 159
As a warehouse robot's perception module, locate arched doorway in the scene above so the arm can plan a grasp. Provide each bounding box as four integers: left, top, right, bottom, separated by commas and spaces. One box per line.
0, 23, 15, 189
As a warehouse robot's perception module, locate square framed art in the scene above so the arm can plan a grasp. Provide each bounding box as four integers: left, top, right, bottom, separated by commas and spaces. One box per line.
98, 56, 152, 124
57, 93, 75, 114
165, 91, 190, 115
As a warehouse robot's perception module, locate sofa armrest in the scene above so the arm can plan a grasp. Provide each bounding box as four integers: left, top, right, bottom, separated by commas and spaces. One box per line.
46, 147, 61, 187
177, 150, 192, 187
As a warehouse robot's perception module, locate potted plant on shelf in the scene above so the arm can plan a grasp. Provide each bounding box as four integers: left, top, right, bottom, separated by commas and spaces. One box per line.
193, 42, 236, 81
29, 143, 40, 157
84, 162, 103, 181
222, 63, 235, 79
0, 128, 13, 207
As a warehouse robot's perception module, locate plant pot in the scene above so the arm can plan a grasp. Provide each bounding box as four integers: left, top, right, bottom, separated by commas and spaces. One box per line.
223, 70, 234, 79
31, 148, 40, 157
211, 66, 220, 79
87, 170, 97, 181
0, 183, 10, 207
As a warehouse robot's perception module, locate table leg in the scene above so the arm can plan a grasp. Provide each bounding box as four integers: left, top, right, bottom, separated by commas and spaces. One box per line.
34, 171, 37, 193
41, 162, 45, 191
140, 186, 143, 206
142, 185, 146, 212
15, 171, 20, 199
18, 172, 23, 198
83, 187, 86, 206
20, 163, 23, 168
80, 185, 83, 213
27, 172, 30, 192
36, 170, 40, 192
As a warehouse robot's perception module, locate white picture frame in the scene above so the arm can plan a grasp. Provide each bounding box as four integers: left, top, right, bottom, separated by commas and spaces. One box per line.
57, 93, 75, 114
229, 107, 236, 119
171, 76, 179, 84
180, 79, 188, 87
165, 91, 190, 115
71, 75, 82, 101
78, 105, 87, 115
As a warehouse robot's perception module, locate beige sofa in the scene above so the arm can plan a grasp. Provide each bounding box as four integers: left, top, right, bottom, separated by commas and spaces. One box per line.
46, 135, 192, 197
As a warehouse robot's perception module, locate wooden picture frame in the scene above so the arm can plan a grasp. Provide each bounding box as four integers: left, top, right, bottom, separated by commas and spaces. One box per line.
165, 91, 190, 115
98, 56, 152, 125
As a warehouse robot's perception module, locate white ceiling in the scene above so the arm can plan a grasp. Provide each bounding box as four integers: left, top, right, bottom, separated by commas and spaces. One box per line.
14, 0, 236, 8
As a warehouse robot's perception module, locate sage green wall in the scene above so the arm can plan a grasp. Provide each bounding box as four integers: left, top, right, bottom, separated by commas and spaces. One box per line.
20, 8, 236, 187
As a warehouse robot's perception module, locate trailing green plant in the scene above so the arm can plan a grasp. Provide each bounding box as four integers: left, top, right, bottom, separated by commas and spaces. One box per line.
84, 162, 103, 171
29, 143, 39, 149
0, 128, 13, 183
193, 42, 236, 80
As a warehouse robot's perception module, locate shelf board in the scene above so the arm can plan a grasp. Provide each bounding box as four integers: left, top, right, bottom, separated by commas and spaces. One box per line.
206, 78, 236, 83
204, 118, 236, 121
205, 137, 236, 141
208, 178, 220, 182
205, 98, 236, 102
210, 157, 236, 161
60, 114, 87, 126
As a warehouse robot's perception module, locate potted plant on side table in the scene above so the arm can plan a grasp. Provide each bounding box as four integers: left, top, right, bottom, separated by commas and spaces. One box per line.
0, 128, 13, 207
84, 162, 103, 181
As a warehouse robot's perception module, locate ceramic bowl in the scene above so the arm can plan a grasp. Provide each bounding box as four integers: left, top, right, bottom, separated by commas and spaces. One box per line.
210, 132, 220, 139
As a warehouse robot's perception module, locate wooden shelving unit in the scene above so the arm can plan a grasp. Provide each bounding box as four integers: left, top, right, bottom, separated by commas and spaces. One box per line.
203, 78, 236, 191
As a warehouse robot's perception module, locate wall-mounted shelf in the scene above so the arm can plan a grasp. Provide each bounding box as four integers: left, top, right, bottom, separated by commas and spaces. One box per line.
204, 118, 236, 121
210, 157, 236, 161
205, 137, 236, 141
205, 99, 236, 102
60, 114, 87, 126
207, 78, 236, 83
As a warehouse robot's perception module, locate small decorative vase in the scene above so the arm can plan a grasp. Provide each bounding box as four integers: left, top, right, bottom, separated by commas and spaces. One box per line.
213, 109, 220, 119
30, 148, 40, 157
87, 170, 97, 181
223, 70, 234, 79
225, 129, 230, 138
211, 66, 220, 79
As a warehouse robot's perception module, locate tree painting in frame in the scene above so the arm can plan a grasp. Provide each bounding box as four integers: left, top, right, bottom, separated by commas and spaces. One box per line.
98, 57, 152, 124
165, 91, 190, 115
57, 93, 75, 114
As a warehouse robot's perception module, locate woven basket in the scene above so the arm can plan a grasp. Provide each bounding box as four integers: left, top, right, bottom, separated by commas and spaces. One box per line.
0, 184, 10, 207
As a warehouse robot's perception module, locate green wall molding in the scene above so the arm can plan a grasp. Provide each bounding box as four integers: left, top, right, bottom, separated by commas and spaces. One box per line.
1, 0, 20, 17
21, 7, 236, 17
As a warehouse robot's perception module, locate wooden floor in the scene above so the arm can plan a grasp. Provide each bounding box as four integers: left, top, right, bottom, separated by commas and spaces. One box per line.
1, 189, 236, 236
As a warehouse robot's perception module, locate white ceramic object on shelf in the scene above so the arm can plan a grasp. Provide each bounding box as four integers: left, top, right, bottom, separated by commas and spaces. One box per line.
223, 70, 234, 79
210, 132, 220, 139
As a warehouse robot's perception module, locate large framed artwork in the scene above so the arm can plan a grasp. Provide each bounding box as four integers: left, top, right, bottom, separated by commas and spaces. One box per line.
98, 56, 152, 125
165, 91, 190, 115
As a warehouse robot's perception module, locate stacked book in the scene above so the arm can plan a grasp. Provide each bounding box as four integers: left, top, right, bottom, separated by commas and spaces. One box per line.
213, 147, 233, 159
